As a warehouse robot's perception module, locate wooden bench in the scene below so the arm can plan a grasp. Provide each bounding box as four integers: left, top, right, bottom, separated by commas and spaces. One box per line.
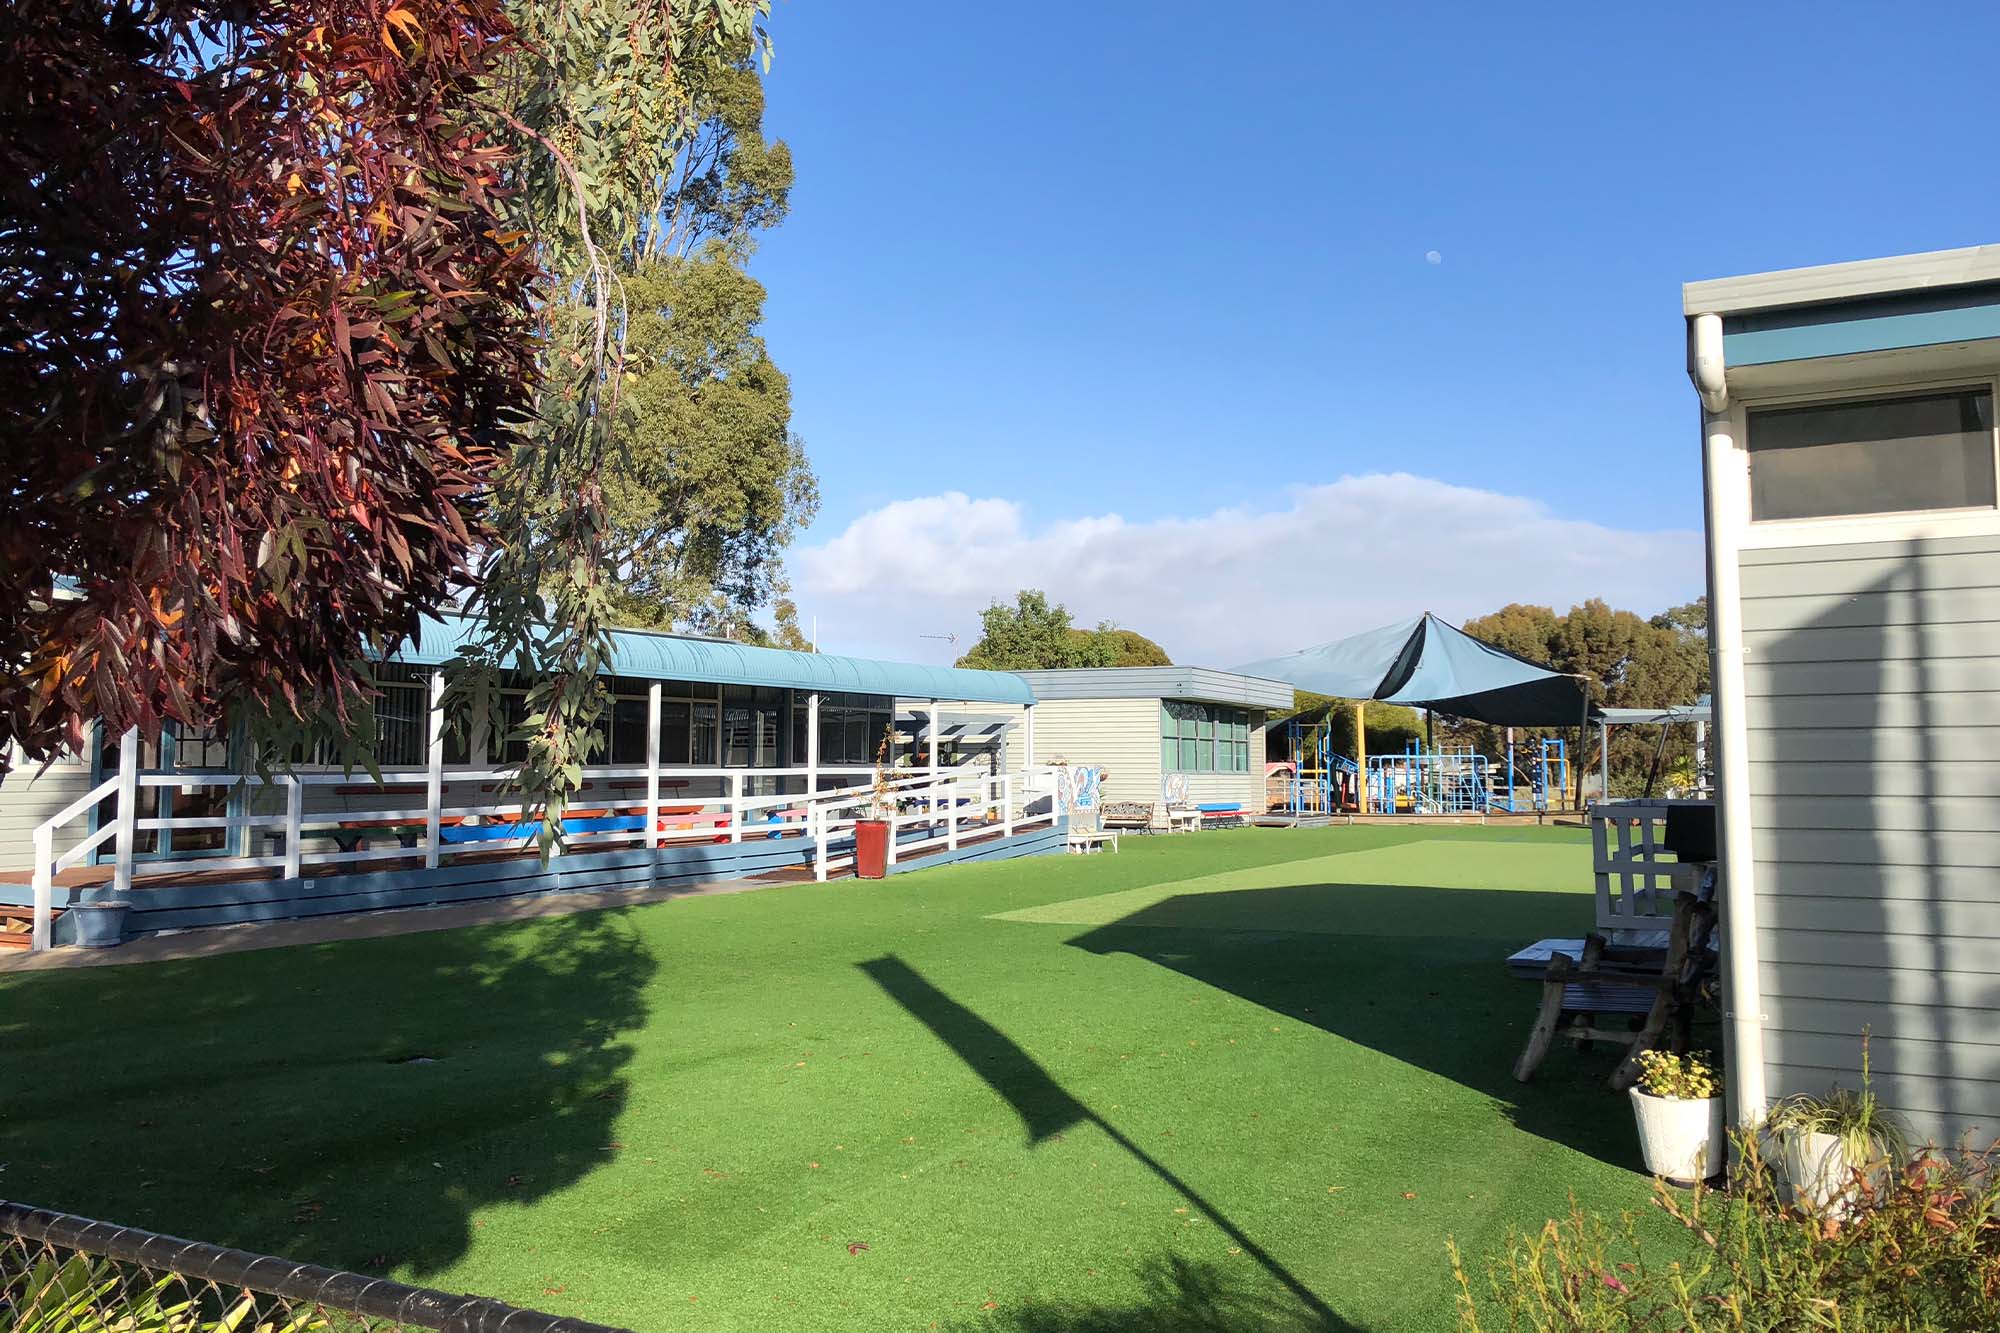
1101, 802, 1155, 831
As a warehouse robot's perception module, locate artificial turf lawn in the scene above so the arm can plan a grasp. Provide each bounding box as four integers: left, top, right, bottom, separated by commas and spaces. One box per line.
0, 825, 1673, 1331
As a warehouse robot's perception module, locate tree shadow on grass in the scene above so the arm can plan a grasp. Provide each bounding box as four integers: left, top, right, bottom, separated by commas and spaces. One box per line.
963, 1256, 1334, 1332
1065, 882, 1637, 1168
859, 955, 1359, 1332
0, 908, 653, 1281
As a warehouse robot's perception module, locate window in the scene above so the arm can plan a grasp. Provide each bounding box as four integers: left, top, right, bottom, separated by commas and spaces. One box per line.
1747, 387, 1997, 521
723, 685, 783, 768
1161, 702, 1250, 773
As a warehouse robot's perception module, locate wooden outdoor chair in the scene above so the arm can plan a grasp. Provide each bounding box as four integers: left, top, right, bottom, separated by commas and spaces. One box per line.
1512, 867, 1719, 1089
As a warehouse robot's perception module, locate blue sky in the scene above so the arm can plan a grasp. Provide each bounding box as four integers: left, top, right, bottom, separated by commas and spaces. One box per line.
754, 2, 2000, 663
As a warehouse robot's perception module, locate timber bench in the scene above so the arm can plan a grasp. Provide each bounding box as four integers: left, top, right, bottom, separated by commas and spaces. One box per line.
1101, 802, 1155, 832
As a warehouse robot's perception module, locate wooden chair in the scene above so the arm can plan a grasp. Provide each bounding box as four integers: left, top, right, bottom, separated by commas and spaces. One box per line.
1512, 867, 1718, 1088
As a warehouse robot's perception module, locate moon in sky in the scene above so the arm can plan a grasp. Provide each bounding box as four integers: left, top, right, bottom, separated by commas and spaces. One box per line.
1425, 250, 1443, 265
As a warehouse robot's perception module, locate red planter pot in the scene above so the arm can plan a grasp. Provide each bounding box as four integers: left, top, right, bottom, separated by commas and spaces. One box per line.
854, 819, 890, 879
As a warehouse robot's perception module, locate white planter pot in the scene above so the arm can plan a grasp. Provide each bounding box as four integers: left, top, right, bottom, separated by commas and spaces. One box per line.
1629, 1087, 1725, 1183
1782, 1128, 1889, 1215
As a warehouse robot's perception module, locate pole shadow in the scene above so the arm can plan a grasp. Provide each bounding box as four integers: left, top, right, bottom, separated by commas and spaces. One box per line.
1062, 882, 1645, 1167
858, 955, 1356, 1332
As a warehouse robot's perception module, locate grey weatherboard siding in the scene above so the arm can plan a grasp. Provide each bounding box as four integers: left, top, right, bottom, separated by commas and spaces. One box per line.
1738, 530, 2000, 1145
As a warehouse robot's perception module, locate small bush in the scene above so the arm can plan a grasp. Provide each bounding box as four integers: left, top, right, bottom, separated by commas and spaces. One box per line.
1449, 1134, 2000, 1331
1634, 1049, 1722, 1101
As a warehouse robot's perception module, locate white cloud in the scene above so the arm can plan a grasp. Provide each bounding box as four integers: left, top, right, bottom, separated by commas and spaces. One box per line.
791, 473, 1703, 667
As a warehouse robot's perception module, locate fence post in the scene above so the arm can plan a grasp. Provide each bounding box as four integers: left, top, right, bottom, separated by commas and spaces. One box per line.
645, 682, 662, 850
729, 773, 743, 844
1001, 774, 1013, 838
113, 726, 139, 899
31, 825, 53, 951
813, 805, 827, 883
946, 778, 959, 851
283, 777, 303, 880
885, 807, 898, 868
424, 671, 445, 869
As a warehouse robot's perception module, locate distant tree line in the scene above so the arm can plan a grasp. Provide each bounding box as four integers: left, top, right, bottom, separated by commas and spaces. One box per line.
954, 588, 1709, 799
954, 591, 1172, 671
1273, 598, 1710, 799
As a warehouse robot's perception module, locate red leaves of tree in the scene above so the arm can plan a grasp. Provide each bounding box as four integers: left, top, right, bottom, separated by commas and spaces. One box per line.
1, 2, 538, 771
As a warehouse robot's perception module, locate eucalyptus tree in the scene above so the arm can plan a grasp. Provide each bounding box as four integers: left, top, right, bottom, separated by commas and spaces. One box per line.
458, 1, 780, 841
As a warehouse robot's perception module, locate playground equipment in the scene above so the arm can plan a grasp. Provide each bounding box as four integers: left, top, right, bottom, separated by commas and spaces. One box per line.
1274, 723, 1571, 818
1489, 737, 1571, 813
1283, 715, 1360, 814
1366, 743, 1488, 815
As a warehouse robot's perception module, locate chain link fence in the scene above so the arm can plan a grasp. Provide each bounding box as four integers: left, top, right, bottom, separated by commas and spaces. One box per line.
0, 1201, 630, 1332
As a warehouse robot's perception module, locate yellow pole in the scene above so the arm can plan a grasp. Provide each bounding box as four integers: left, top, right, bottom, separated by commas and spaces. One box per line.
1353, 702, 1369, 814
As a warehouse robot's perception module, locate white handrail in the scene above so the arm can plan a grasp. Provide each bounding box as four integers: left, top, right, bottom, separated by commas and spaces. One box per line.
26, 751, 1031, 950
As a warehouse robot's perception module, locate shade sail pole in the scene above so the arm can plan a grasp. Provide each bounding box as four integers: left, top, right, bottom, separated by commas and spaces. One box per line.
1353, 702, 1368, 814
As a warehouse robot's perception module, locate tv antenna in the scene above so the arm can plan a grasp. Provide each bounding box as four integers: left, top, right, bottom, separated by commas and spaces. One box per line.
919, 632, 958, 646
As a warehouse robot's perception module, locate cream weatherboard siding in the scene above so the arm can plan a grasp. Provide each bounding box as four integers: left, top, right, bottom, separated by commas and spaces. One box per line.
1030, 697, 1163, 806
1738, 531, 2000, 1146
0, 744, 95, 872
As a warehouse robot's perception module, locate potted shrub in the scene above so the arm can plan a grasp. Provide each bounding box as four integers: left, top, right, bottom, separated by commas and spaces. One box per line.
1770, 1043, 1907, 1215
853, 726, 897, 880
1628, 1048, 1725, 1184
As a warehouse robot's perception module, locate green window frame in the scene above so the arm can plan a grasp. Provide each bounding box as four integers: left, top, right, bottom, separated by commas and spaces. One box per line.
1160, 702, 1252, 774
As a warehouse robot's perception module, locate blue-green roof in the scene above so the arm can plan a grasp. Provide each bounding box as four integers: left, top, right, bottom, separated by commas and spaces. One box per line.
389, 613, 1035, 706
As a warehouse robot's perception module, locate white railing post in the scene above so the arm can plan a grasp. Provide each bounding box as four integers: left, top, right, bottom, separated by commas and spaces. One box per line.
1002, 774, 1014, 838
424, 671, 445, 868
283, 776, 303, 880
1023, 703, 1035, 769
946, 778, 959, 850
113, 726, 139, 899
813, 804, 828, 883
729, 772, 744, 843
925, 701, 940, 820
885, 807, 899, 867
31, 825, 53, 952
646, 682, 662, 850
805, 691, 820, 798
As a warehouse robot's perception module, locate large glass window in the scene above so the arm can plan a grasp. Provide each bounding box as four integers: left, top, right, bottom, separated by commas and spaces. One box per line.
1747, 387, 1996, 521
1161, 702, 1250, 773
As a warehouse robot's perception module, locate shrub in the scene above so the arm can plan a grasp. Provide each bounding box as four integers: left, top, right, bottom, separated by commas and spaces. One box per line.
1449, 1134, 2000, 1331
1634, 1049, 1722, 1101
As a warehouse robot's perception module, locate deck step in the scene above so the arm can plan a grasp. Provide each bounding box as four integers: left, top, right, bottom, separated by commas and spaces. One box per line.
0, 906, 56, 950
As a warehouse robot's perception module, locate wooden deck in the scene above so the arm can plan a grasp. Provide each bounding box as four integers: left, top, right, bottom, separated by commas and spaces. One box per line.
0, 818, 1062, 953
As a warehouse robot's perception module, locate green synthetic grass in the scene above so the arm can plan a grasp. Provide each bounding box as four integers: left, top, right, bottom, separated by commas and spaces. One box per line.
0, 826, 1672, 1331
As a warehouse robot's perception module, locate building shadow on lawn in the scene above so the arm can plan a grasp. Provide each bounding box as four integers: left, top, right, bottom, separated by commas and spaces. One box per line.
860, 956, 1358, 1332
0, 908, 653, 1283
1065, 881, 1635, 1168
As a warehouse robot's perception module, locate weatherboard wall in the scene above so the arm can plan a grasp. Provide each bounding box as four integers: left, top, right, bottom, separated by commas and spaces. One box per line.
1737, 531, 2000, 1146
0, 746, 93, 872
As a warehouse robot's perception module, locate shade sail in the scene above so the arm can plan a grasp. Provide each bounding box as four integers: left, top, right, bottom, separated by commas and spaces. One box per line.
1234, 613, 1589, 726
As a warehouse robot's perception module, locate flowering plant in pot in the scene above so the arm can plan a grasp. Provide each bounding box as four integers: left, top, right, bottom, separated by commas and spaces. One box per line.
1769, 1039, 1908, 1216
852, 726, 898, 880
1629, 1049, 1725, 1184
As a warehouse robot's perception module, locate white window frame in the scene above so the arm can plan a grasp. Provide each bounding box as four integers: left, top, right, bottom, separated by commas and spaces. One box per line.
1731, 371, 2000, 550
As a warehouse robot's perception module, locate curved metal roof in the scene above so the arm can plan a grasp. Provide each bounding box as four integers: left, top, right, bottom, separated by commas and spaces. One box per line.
390, 613, 1036, 706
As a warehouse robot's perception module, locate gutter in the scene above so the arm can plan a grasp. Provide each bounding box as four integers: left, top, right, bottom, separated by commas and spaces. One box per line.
1688, 311, 1769, 1127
